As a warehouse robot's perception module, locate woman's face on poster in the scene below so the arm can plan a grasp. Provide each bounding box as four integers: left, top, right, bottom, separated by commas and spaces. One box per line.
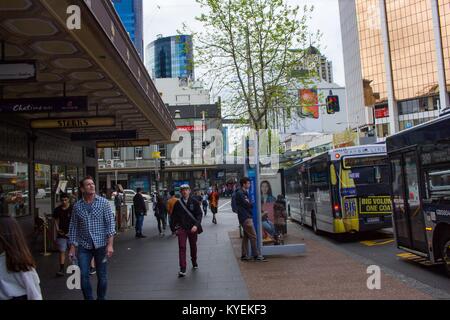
261, 182, 270, 195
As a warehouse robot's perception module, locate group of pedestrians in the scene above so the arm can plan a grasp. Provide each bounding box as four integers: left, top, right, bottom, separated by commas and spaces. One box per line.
0, 174, 275, 300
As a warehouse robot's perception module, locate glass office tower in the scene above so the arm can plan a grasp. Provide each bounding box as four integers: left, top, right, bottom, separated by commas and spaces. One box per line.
112, 0, 144, 58
146, 35, 194, 80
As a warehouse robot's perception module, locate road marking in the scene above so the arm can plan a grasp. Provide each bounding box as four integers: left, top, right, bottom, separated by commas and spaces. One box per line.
218, 201, 231, 210
360, 239, 395, 247
396, 252, 434, 266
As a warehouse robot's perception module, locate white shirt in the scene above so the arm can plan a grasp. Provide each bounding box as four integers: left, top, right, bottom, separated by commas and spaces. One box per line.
0, 253, 42, 300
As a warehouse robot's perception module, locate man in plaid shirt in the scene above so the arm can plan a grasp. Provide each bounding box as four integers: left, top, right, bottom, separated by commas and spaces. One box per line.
68, 176, 115, 300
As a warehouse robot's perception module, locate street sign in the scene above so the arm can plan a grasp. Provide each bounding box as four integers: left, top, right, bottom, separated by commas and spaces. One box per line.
0, 60, 36, 83
96, 139, 150, 148
0, 96, 88, 113
31, 116, 115, 129
71, 130, 137, 141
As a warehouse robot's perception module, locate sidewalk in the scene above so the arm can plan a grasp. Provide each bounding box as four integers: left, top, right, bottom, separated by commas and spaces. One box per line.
36, 199, 433, 300
229, 220, 432, 300
36, 199, 249, 300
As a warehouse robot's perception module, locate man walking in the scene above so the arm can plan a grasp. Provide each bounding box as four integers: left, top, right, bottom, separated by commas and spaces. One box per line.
170, 184, 203, 277
53, 193, 72, 276
68, 176, 116, 300
133, 188, 147, 238
235, 177, 267, 262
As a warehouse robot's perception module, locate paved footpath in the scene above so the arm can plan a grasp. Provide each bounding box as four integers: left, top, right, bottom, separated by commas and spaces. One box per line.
36, 199, 435, 300
36, 199, 249, 300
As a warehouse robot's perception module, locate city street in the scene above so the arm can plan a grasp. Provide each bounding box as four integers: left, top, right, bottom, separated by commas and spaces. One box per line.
35, 200, 449, 300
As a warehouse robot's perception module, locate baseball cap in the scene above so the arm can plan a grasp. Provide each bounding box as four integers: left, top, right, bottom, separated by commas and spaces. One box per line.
180, 184, 190, 190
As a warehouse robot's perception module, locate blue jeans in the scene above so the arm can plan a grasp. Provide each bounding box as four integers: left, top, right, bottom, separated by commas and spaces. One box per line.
135, 214, 144, 234
262, 220, 275, 238
78, 246, 108, 300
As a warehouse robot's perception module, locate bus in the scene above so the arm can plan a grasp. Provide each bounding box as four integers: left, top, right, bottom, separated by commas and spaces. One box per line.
282, 160, 302, 219
386, 113, 450, 275
293, 145, 392, 234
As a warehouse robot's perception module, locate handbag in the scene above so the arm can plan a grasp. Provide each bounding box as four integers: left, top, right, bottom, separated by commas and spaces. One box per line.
178, 199, 203, 234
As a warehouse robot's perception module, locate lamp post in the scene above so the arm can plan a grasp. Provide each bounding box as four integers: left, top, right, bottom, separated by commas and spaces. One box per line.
201, 111, 207, 189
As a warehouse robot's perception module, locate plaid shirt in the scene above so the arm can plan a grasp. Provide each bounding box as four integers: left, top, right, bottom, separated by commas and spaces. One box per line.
68, 195, 116, 249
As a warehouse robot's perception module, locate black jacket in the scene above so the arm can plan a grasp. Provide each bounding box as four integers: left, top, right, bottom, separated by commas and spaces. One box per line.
170, 196, 203, 231
133, 193, 146, 215
235, 188, 253, 225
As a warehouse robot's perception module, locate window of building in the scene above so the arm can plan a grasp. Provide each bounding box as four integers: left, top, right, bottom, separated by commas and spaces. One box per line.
376, 123, 390, 138
112, 148, 121, 160
135, 147, 143, 160
98, 148, 105, 160
0, 161, 29, 218
159, 144, 166, 158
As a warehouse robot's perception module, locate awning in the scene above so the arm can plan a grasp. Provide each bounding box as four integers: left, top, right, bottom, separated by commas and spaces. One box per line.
0, 0, 175, 142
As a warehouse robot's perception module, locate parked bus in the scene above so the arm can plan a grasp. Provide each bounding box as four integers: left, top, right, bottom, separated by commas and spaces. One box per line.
293, 145, 392, 234
386, 113, 450, 275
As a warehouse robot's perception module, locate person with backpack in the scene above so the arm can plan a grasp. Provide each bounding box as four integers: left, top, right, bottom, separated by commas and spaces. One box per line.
274, 195, 287, 237
170, 184, 203, 278
201, 192, 208, 216
155, 194, 167, 237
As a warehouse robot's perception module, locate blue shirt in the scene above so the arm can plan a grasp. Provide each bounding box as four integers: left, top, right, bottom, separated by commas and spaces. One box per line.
68, 195, 116, 249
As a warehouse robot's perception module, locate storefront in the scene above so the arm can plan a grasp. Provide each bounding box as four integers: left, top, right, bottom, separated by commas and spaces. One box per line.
0, 118, 96, 238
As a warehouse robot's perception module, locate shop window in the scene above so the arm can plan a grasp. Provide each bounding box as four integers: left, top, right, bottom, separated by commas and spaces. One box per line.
135, 147, 143, 160
112, 148, 121, 160
98, 148, 105, 160
35, 164, 51, 217
0, 161, 29, 218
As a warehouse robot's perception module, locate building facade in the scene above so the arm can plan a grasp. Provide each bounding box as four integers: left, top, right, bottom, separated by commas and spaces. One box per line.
112, 0, 144, 58
339, 0, 450, 141
154, 78, 210, 106
145, 35, 194, 80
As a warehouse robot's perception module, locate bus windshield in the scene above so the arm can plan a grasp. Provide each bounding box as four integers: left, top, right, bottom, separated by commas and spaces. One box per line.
342, 165, 390, 185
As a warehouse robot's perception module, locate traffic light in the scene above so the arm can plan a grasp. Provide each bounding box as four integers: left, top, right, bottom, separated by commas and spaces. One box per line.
326, 95, 340, 114
160, 159, 165, 170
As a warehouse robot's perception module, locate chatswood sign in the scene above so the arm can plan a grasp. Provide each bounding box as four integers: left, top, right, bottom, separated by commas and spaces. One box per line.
170, 121, 280, 171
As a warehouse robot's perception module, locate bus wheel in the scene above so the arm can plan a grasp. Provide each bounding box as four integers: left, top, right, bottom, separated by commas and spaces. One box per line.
442, 237, 450, 277
312, 213, 319, 235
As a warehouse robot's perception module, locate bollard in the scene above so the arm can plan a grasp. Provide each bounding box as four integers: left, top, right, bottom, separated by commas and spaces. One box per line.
41, 216, 51, 257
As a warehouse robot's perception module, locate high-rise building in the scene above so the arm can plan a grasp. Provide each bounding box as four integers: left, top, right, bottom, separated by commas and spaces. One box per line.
298, 46, 334, 83
145, 35, 194, 80
112, 0, 144, 58
339, 0, 450, 141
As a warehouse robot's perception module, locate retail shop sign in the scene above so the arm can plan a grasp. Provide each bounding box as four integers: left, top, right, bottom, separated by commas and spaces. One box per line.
0, 60, 36, 83
31, 117, 115, 129
96, 139, 150, 148
0, 96, 88, 113
71, 130, 137, 141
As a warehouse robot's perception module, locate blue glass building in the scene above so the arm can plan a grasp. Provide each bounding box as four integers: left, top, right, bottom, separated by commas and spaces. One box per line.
145, 35, 194, 80
112, 0, 143, 58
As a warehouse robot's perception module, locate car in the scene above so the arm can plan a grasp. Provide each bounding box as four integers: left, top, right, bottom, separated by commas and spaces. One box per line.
35, 189, 46, 199
123, 189, 151, 201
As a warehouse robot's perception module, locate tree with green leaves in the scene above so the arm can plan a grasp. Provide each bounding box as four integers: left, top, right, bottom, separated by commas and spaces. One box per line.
185, 0, 322, 130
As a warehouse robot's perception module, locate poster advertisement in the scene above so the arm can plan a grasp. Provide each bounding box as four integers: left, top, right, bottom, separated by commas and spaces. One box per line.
299, 89, 319, 119
260, 172, 286, 245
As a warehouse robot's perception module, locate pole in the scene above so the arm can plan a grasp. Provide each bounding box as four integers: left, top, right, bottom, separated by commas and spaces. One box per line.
255, 131, 263, 253
202, 111, 207, 188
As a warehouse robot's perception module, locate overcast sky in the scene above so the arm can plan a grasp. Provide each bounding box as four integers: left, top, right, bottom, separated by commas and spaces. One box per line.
143, 0, 345, 87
